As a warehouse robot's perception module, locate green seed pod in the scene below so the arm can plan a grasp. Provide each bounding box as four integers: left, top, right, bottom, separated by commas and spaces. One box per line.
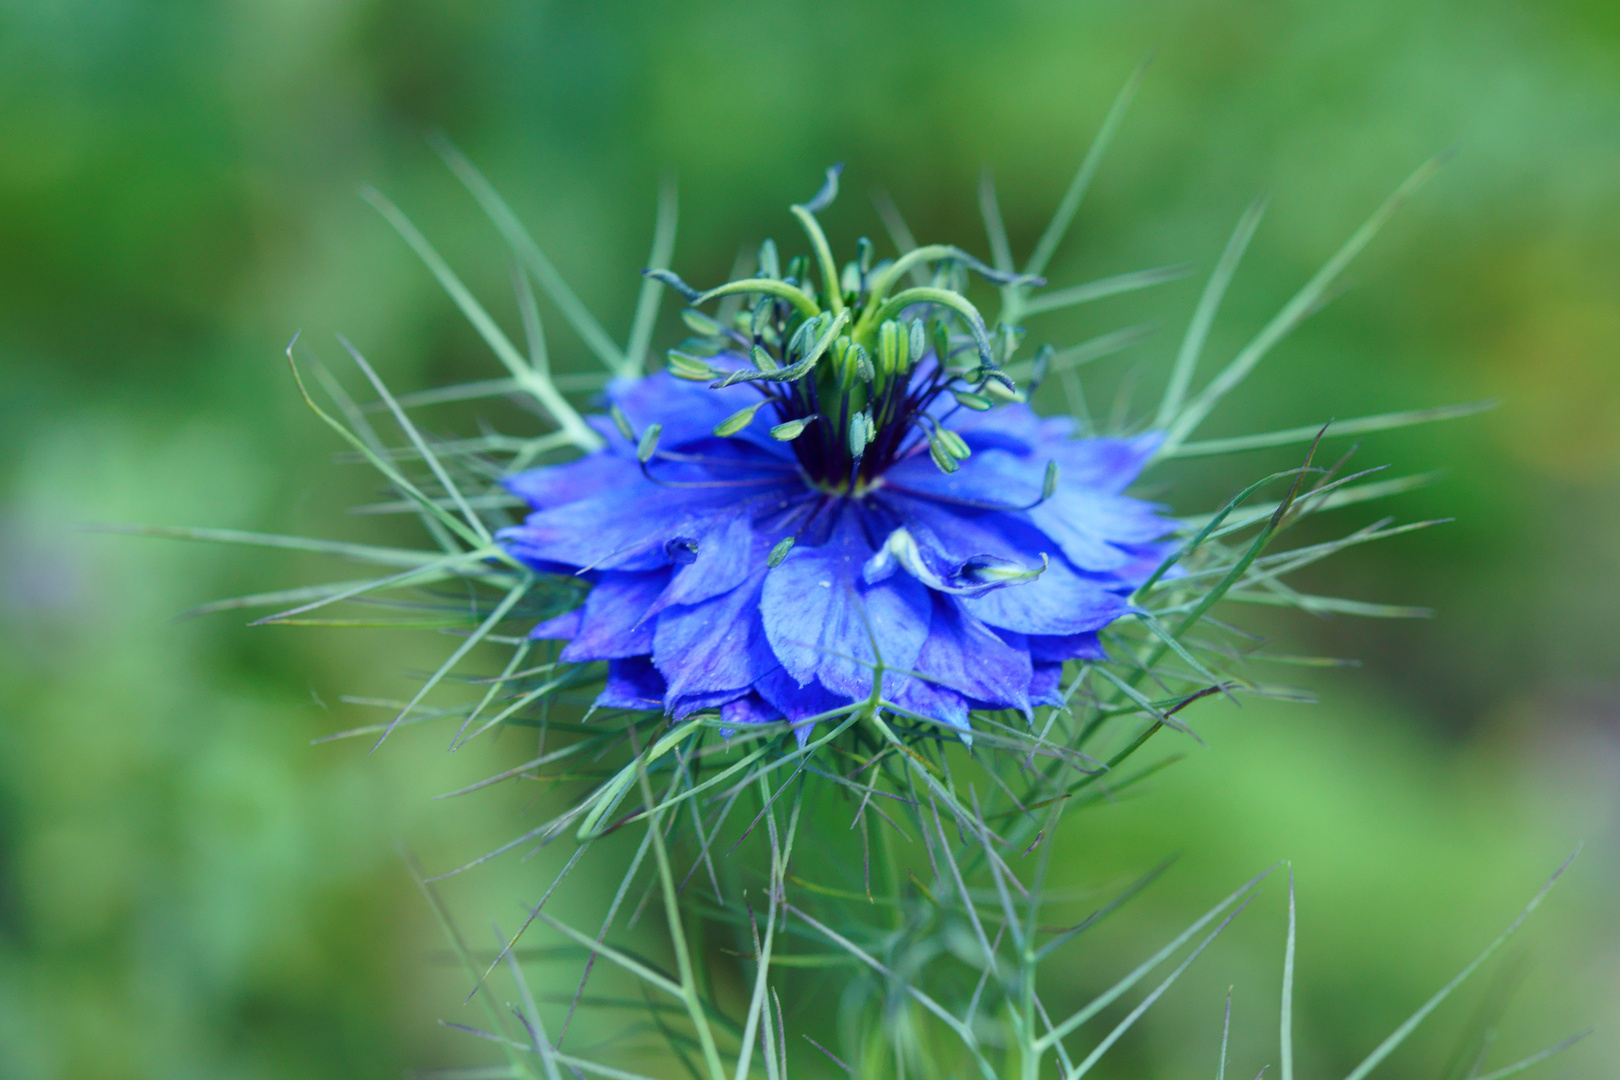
758, 237, 780, 279
610, 405, 635, 440
995, 322, 1024, 365
751, 297, 775, 343
928, 436, 961, 474
931, 319, 952, 366
665, 351, 716, 381
848, 411, 874, 456
851, 343, 874, 383
770, 416, 816, 441
636, 423, 662, 463
1040, 460, 1060, 502
767, 536, 795, 568
935, 427, 971, 460
877, 320, 901, 380
840, 260, 862, 297
1029, 343, 1053, 390
681, 308, 723, 337
952, 390, 994, 411
787, 313, 823, 359
713, 402, 762, 438
982, 378, 1022, 402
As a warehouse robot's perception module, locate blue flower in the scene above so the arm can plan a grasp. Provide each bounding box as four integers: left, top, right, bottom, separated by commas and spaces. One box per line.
498, 175, 1173, 738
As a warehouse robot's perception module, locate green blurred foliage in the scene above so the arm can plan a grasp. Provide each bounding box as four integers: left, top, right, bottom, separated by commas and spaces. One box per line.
0, 1, 1615, 1077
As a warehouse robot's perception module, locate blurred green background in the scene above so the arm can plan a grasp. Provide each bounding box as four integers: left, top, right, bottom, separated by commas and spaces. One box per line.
2, 0, 1616, 1077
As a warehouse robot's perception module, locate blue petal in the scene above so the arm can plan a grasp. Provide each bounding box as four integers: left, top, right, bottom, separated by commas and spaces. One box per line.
651, 573, 779, 701
1042, 430, 1161, 494
669, 685, 751, 718
753, 664, 854, 727
528, 605, 583, 641
721, 693, 780, 727
504, 452, 636, 511
1028, 488, 1172, 572
559, 571, 670, 662
501, 473, 801, 572
1028, 632, 1106, 662
1030, 662, 1065, 708
760, 509, 932, 701
594, 656, 666, 712
647, 502, 805, 618
883, 446, 1043, 507
960, 564, 1128, 635
890, 595, 1033, 727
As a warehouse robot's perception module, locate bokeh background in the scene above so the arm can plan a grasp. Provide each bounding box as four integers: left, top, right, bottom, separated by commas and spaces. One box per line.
2, 1, 1617, 1077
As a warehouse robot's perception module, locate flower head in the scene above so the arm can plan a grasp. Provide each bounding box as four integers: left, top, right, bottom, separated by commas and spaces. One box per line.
499, 167, 1172, 737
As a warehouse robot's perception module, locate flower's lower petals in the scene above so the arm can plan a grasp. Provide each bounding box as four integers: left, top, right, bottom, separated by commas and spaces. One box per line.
1028, 632, 1107, 663
595, 657, 666, 712
890, 596, 1033, 728
558, 571, 670, 662
651, 575, 779, 702
1030, 662, 1065, 708
528, 605, 583, 642
500, 360, 1173, 740
761, 511, 931, 701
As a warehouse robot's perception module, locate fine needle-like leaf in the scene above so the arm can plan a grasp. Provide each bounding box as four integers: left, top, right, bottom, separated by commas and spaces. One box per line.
1036, 867, 1273, 1051
309, 357, 462, 554
1281, 866, 1297, 1080
1470, 1030, 1592, 1080
448, 639, 531, 751
361, 186, 603, 451
432, 135, 626, 373
1023, 52, 1153, 281
1161, 153, 1448, 454
787, 902, 999, 1080
626, 175, 679, 379
1168, 400, 1498, 458
532, 909, 683, 999
1340, 848, 1580, 1080
1218, 988, 1233, 1080
1020, 264, 1191, 318
1157, 196, 1268, 429
338, 335, 491, 545
403, 846, 530, 1078
370, 579, 529, 751
250, 547, 497, 626
870, 187, 930, 287
979, 168, 1014, 274
1034, 857, 1177, 963
492, 921, 562, 1080
282, 340, 491, 552
628, 726, 728, 1080
86, 523, 454, 569
1066, 895, 1257, 1079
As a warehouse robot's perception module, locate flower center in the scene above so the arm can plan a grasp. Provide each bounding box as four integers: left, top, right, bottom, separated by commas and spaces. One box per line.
648, 166, 1049, 494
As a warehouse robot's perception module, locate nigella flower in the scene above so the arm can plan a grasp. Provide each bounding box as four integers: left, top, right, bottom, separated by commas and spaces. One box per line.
498, 168, 1172, 738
